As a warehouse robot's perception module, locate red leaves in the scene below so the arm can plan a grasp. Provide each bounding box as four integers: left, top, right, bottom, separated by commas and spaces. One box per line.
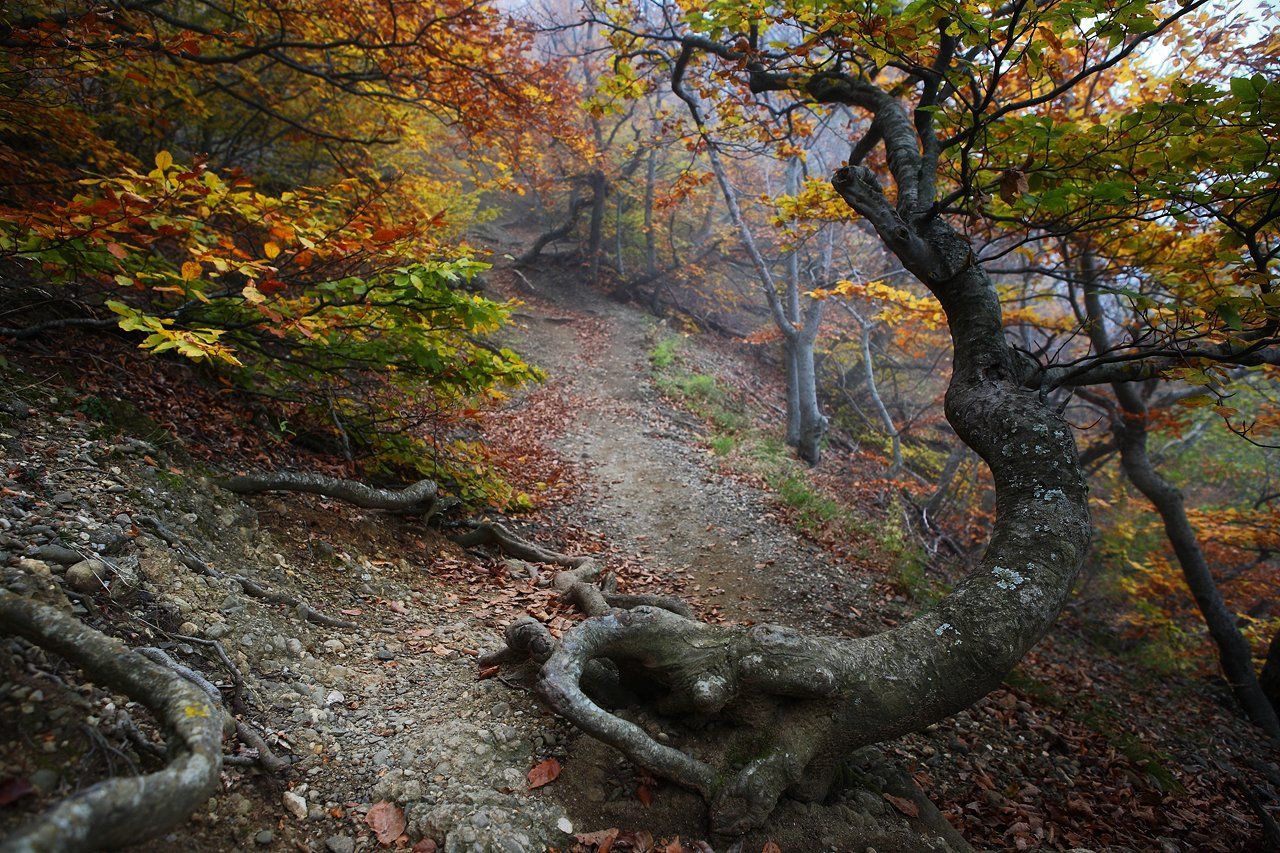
575, 828, 619, 852
0, 777, 34, 806
364, 801, 406, 846
883, 793, 920, 817
527, 757, 561, 789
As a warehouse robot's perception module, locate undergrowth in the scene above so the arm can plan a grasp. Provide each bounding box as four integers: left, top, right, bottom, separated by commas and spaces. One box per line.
649, 329, 934, 594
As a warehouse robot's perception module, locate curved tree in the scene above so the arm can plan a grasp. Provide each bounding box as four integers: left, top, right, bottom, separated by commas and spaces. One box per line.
479, 0, 1240, 834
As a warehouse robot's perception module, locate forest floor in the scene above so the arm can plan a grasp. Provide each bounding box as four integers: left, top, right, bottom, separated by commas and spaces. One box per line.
0, 236, 1277, 852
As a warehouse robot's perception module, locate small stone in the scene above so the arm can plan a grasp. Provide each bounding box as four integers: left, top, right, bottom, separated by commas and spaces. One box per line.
16, 558, 52, 577
325, 836, 355, 853
325, 690, 345, 706
323, 639, 345, 654
282, 790, 308, 820
30, 768, 59, 791
179, 621, 199, 636
556, 817, 573, 835
254, 829, 274, 845
65, 560, 102, 593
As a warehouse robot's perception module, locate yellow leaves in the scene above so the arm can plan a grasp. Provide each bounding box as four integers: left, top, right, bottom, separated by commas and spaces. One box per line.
155, 150, 173, 171
811, 279, 946, 329
241, 283, 266, 304
263, 241, 281, 259
180, 260, 201, 281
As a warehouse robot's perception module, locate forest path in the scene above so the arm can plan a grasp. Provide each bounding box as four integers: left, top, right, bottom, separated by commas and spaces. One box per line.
499, 264, 877, 635
487, 263, 953, 850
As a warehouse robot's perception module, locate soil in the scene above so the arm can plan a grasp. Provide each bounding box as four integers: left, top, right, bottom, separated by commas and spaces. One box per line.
1, 236, 1275, 852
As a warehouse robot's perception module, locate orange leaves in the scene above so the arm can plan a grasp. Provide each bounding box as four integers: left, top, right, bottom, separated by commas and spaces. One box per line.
884, 792, 920, 817
527, 757, 561, 789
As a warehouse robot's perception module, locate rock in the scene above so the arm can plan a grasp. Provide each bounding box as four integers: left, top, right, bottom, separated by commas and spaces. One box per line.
254, 829, 274, 845
52, 492, 76, 506
323, 639, 345, 654
16, 558, 52, 577
65, 560, 102, 593
326, 690, 345, 706
179, 621, 199, 635
30, 768, 59, 791
283, 790, 308, 820
325, 836, 355, 853
33, 544, 81, 566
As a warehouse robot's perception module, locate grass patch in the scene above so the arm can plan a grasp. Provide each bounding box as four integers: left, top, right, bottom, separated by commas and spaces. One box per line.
709, 434, 736, 456
649, 334, 682, 369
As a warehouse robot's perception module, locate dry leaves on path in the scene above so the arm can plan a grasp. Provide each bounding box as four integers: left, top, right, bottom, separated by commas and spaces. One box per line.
365, 800, 407, 846
527, 757, 562, 789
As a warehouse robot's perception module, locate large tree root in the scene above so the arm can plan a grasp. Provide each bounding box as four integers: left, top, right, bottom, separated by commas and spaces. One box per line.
216, 471, 440, 515
0, 590, 223, 852
136, 647, 289, 773
472, 514, 1071, 839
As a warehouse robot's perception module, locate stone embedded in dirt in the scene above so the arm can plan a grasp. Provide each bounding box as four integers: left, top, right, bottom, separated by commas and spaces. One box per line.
64, 560, 102, 593
254, 829, 274, 845
32, 544, 81, 566
324, 836, 355, 853
283, 791, 308, 820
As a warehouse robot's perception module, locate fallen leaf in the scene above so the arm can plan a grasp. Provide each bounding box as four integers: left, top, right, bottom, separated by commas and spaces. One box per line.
760, 843, 781, 853
0, 777, 34, 806
636, 783, 653, 807
620, 830, 654, 853
576, 827, 619, 852
884, 792, 919, 817
412, 839, 437, 853
477, 665, 500, 680
365, 801, 406, 845
527, 757, 561, 789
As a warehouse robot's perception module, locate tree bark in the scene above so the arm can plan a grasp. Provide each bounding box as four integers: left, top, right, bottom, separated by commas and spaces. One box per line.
587, 170, 608, 282
1075, 247, 1280, 738
0, 591, 224, 852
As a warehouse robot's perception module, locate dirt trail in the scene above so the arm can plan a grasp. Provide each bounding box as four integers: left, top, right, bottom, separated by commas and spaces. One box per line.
505, 272, 876, 634
493, 267, 958, 851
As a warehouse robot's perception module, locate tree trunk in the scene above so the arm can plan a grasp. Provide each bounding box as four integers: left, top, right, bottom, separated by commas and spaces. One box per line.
858, 316, 902, 472
1113, 410, 1280, 737
587, 170, 608, 282
793, 310, 827, 465
783, 338, 801, 446
1076, 247, 1280, 738
644, 148, 658, 278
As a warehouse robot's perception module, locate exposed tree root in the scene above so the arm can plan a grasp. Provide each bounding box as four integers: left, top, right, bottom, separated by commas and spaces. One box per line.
137, 647, 289, 772
0, 590, 223, 852
472, 515, 1058, 839
216, 471, 440, 515
137, 515, 357, 629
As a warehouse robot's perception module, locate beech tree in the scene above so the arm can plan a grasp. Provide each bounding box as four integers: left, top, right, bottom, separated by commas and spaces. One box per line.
480, 0, 1277, 834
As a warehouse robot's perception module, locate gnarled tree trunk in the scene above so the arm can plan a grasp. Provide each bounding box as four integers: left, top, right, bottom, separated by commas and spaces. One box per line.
482, 183, 1093, 833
